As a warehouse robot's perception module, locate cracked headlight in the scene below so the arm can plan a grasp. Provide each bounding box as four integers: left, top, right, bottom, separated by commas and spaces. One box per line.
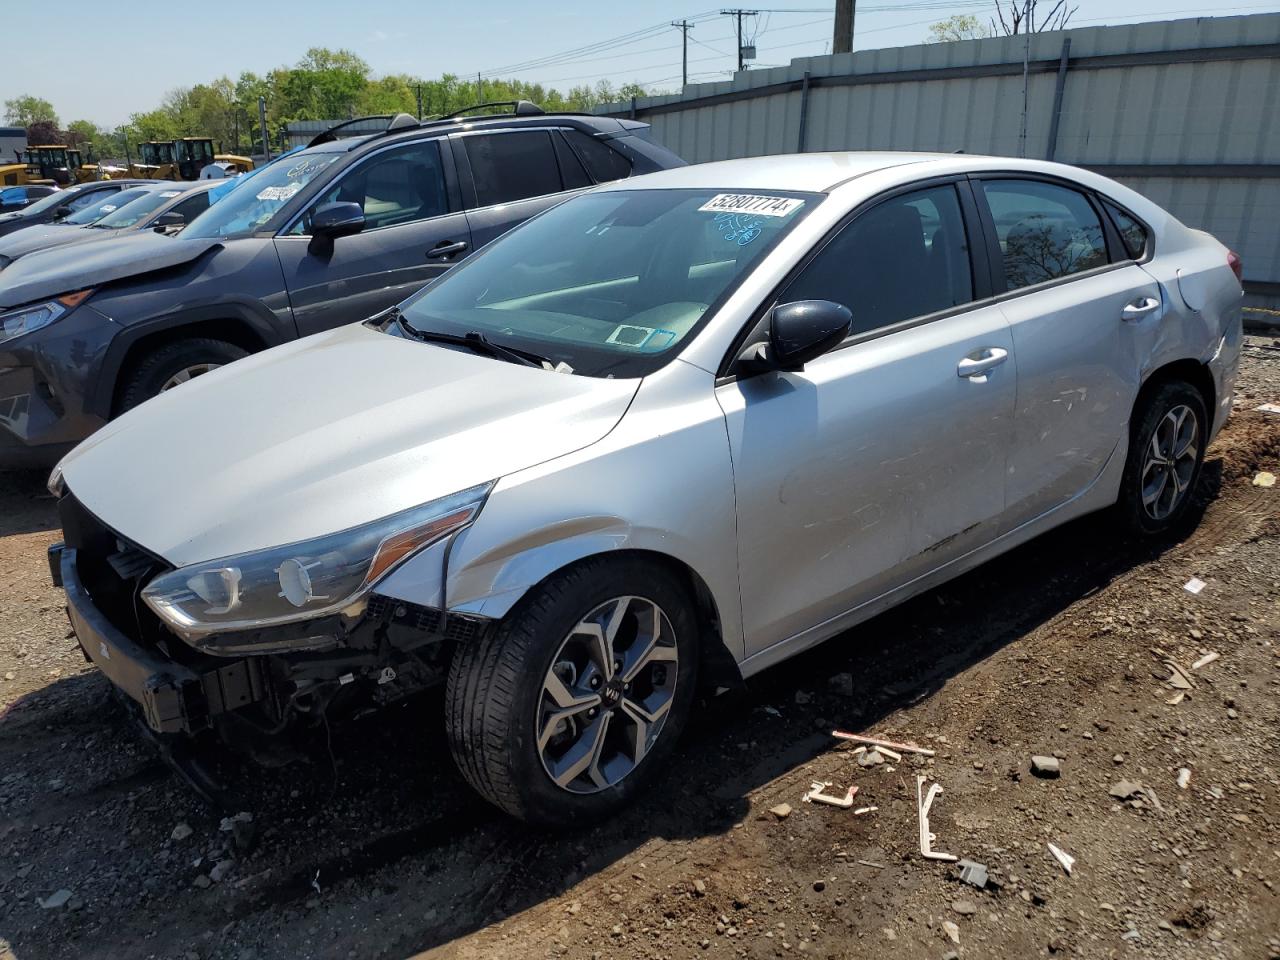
142, 482, 493, 642
0, 290, 93, 345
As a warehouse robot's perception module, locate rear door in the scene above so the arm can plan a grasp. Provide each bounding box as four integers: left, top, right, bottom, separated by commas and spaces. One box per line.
717, 180, 1017, 658
273, 137, 473, 337
452, 128, 591, 251
973, 176, 1160, 529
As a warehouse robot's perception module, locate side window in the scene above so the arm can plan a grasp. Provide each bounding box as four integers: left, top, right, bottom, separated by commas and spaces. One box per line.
562, 130, 632, 183
293, 140, 447, 235
784, 184, 975, 337
980, 179, 1108, 290
1102, 199, 1149, 260
172, 192, 210, 223
67, 188, 112, 212
464, 131, 562, 207
552, 132, 591, 190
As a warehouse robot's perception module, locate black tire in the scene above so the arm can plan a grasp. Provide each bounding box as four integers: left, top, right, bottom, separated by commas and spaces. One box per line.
445, 557, 699, 825
119, 338, 249, 412
1117, 380, 1207, 535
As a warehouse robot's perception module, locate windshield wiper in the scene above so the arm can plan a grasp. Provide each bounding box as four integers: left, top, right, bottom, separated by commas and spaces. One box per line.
394, 310, 551, 369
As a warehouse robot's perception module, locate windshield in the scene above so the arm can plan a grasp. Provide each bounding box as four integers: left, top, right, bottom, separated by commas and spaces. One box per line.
397, 188, 817, 377
182, 152, 341, 240
15, 188, 75, 217
63, 187, 152, 225
92, 188, 180, 229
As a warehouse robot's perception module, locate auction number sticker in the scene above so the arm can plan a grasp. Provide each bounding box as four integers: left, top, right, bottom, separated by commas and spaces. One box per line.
256, 183, 303, 202
698, 194, 804, 217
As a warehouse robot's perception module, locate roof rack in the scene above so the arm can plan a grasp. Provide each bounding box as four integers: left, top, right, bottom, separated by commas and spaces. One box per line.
436, 100, 545, 121
307, 113, 418, 148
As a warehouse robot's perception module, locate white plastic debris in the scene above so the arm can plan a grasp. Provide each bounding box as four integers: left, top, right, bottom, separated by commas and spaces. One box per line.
1253, 471, 1276, 488
853, 806, 878, 816
1191, 651, 1219, 670
916, 775, 958, 862
1047, 842, 1075, 875
834, 730, 935, 756
1177, 768, 1192, 790
1183, 578, 1207, 595
803, 781, 859, 808
1254, 403, 1280, 414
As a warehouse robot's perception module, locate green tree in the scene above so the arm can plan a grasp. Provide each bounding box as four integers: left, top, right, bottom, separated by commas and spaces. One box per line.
927, 14, 991, 41
4, 94, 59, 128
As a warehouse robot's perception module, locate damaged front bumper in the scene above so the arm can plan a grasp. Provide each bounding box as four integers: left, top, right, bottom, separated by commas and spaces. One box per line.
50, 526, 490, 748
55, 542, 269, 735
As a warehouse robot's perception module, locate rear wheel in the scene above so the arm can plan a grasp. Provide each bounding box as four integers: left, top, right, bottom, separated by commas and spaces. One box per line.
445, 557, 699, 825
119, 338, 248, 412
1118, 381, 1207, 534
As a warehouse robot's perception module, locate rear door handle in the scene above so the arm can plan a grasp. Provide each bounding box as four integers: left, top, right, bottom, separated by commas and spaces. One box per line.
1122, 297, 1161, 321
957, 347, 1009, 379
426, 240, 468, 260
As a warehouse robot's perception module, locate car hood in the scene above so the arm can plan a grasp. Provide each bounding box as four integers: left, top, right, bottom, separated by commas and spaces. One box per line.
0, 223, 97, 262
61, 322, 639, 568
0, 232, 221, 309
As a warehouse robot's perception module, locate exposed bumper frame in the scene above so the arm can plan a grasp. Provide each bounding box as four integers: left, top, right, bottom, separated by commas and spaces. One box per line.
56, 544, 267, 735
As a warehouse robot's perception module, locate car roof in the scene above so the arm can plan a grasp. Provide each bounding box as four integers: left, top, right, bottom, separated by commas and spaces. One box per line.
592, 152, 958, 194
313, 111, 635, 155
143, 179, 222, 196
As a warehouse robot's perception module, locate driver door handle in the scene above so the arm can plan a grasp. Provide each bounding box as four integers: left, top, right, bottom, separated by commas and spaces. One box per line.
1122, 297, 1161, 321
426, 239, 468, 260
957, 347, 1009, 379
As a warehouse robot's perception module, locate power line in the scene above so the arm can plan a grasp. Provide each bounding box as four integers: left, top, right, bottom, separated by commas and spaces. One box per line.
476, 11, 722, 78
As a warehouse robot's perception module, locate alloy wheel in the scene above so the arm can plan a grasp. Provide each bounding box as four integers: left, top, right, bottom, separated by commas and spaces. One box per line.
536, 595, 679, 795
1140, 403, 1198, 521
160, 363, 221, 392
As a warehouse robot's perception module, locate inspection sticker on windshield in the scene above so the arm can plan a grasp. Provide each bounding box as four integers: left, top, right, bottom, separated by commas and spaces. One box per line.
256, 183, 302, 202
698, 194, 803, 217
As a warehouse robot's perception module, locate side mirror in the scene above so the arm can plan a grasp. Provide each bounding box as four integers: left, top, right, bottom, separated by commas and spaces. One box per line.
53, 204, 73, 218
311, 201, 365, 240
737, 300, 853, 375
152, 211, 185, 233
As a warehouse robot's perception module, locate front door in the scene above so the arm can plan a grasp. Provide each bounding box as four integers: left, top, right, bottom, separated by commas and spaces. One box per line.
274, 138, 473, 337
717, 182, 1016, 659
973, 177, 1159, 528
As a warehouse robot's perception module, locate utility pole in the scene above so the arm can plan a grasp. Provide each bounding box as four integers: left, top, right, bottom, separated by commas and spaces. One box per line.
258, 95, 270, 162
672, 19, 694, 90
720, 9, 758, 73
416, 84, 423, 120
477, 72, 483, 103
833, 0, 855, 54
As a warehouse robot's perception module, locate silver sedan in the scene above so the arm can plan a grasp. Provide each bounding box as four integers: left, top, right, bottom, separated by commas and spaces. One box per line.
51, 152, 1242, 823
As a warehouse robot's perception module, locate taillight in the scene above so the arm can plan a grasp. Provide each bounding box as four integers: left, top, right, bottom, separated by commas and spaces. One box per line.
1227, 250, 1243, 285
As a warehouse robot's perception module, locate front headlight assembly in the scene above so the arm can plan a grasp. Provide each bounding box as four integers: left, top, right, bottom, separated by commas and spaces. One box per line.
0, 290, 93, 345
142, 482, 493, 642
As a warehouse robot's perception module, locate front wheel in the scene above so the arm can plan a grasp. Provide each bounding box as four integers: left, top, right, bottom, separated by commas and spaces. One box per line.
1117, 381, 1207, 535
445, 558, 699, 825
119, 338, 249, 412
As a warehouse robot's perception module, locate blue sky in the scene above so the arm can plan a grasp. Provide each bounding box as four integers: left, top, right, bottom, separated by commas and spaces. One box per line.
7, 0, 1280, 127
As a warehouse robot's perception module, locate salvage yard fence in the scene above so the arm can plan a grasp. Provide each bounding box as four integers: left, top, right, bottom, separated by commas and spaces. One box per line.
597, 13, 1280, 308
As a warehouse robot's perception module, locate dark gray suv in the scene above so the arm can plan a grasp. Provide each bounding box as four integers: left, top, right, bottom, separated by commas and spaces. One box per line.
0, 104, 684, 467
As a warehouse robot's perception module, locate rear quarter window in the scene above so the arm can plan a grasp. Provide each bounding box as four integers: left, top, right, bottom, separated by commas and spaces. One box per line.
563, 130, 632, 183
1102, 199, 1150, 260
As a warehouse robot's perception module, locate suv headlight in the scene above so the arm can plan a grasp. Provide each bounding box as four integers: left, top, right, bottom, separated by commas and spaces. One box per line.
142, 482, 493, 642
0, 290, 93, 345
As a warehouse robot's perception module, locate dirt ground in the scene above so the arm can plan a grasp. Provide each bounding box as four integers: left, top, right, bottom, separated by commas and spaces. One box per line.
1, 338, 1278, 960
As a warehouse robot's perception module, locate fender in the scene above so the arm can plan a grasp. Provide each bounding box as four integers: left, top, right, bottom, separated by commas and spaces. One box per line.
87, 298, 289, 418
